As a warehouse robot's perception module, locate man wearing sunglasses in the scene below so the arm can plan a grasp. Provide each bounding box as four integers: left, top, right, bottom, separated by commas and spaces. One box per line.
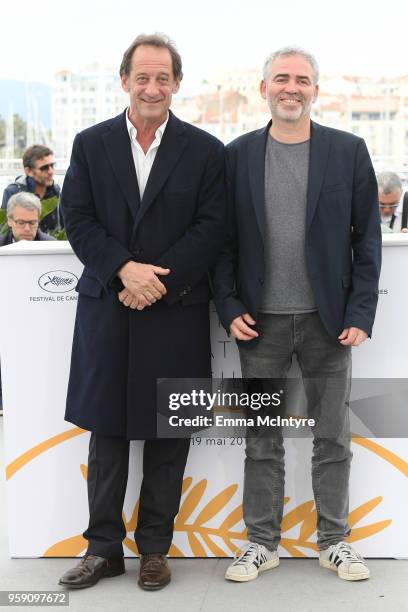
2, 145, 63, 233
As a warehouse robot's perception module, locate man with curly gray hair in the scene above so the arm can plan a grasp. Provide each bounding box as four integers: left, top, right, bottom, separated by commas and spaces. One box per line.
377, 171, 407, 232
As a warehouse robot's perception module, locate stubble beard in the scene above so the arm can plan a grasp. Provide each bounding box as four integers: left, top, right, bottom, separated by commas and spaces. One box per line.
270, 96, 313, 123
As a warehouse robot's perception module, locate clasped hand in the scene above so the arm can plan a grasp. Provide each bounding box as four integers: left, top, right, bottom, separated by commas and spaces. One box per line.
117, 261, 170, 311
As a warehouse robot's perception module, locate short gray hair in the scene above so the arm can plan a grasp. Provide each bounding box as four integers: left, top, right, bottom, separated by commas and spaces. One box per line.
263, 45, 319, 85
377, 171, 403, 195
7, 192, 41, 217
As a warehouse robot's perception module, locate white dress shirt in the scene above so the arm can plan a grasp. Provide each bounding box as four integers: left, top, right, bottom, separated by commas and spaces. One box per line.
126, 109, 169, 200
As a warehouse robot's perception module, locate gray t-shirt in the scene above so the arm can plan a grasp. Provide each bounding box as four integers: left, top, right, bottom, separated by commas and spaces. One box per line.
260, 135, 316, 313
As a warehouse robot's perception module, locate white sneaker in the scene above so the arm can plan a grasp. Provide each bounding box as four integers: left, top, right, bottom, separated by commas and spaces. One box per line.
319, 541, 370, 581
225, 542, 279, 582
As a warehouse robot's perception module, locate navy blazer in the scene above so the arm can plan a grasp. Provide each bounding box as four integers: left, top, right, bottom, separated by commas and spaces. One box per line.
213, 120, 382, 342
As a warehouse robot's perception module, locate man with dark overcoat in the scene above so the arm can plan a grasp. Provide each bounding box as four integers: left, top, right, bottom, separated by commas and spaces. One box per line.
59, 33, 225, 591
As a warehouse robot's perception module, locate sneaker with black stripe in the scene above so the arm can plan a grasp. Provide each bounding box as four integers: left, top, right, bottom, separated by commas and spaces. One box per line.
225, 542, 279, 582
319, 541, 370, 581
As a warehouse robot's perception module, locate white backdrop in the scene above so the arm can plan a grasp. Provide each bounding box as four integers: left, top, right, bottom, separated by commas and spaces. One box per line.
1, 237, 407, 558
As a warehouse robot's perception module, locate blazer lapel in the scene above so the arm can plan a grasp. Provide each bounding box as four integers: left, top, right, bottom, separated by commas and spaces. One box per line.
102, 111, 140, 221
247, 122, 270, 241
134, 111, 188, 228
306, 121, 331, 232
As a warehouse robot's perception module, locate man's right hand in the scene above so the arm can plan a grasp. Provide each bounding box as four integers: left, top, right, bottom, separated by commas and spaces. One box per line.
118, 261, 170, 305
230, 314, 259, 341
118, 288, 149, 311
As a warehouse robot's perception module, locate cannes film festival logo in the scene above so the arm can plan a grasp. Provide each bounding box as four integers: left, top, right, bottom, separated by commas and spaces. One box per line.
38, 270, 78, 293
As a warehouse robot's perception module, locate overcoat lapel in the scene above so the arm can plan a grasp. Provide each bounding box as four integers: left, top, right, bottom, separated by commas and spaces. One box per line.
102, 112, 140, 221
306, 121, 331, 232
247, 123, 270, 242
134, 111, 188, 229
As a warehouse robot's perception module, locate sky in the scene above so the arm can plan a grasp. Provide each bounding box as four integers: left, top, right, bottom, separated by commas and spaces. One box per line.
1, 0, 408, 94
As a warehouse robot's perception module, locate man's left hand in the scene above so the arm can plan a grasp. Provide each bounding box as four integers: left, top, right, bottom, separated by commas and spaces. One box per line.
338, 327, 368, 347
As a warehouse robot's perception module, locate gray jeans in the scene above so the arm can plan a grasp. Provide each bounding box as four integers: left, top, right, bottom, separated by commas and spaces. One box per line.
239, 312, 352, 551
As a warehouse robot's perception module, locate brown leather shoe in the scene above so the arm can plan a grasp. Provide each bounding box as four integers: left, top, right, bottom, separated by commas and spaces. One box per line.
138, 554, 171, 590
59, 554, 125, 589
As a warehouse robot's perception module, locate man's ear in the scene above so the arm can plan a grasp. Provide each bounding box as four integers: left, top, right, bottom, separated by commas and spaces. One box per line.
312, 84, 319, 103
260, 80, 266, 100
172, 80, 180, 94
121, 74, 130, 93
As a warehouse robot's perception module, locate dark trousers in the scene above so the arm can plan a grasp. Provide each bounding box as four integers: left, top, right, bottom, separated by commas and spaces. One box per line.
83, 433, 190, 557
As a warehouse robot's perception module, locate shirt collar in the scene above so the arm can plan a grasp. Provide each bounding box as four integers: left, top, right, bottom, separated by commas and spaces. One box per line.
126, 108, 169, 146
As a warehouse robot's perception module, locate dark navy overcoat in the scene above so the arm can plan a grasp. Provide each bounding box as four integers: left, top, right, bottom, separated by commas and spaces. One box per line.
61, 110, 225, 439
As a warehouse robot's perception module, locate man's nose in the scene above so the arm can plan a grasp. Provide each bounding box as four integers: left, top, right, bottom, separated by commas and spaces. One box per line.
283, 81, 298, 93
145, 80, 160, 96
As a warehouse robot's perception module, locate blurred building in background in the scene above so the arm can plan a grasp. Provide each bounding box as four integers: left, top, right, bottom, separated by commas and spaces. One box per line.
51, 63, 128, 159
1, 66, 408, 186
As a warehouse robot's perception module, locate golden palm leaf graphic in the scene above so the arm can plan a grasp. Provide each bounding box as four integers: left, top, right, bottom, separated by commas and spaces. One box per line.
43, 471, 392, 558
6, 429, 408, 480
